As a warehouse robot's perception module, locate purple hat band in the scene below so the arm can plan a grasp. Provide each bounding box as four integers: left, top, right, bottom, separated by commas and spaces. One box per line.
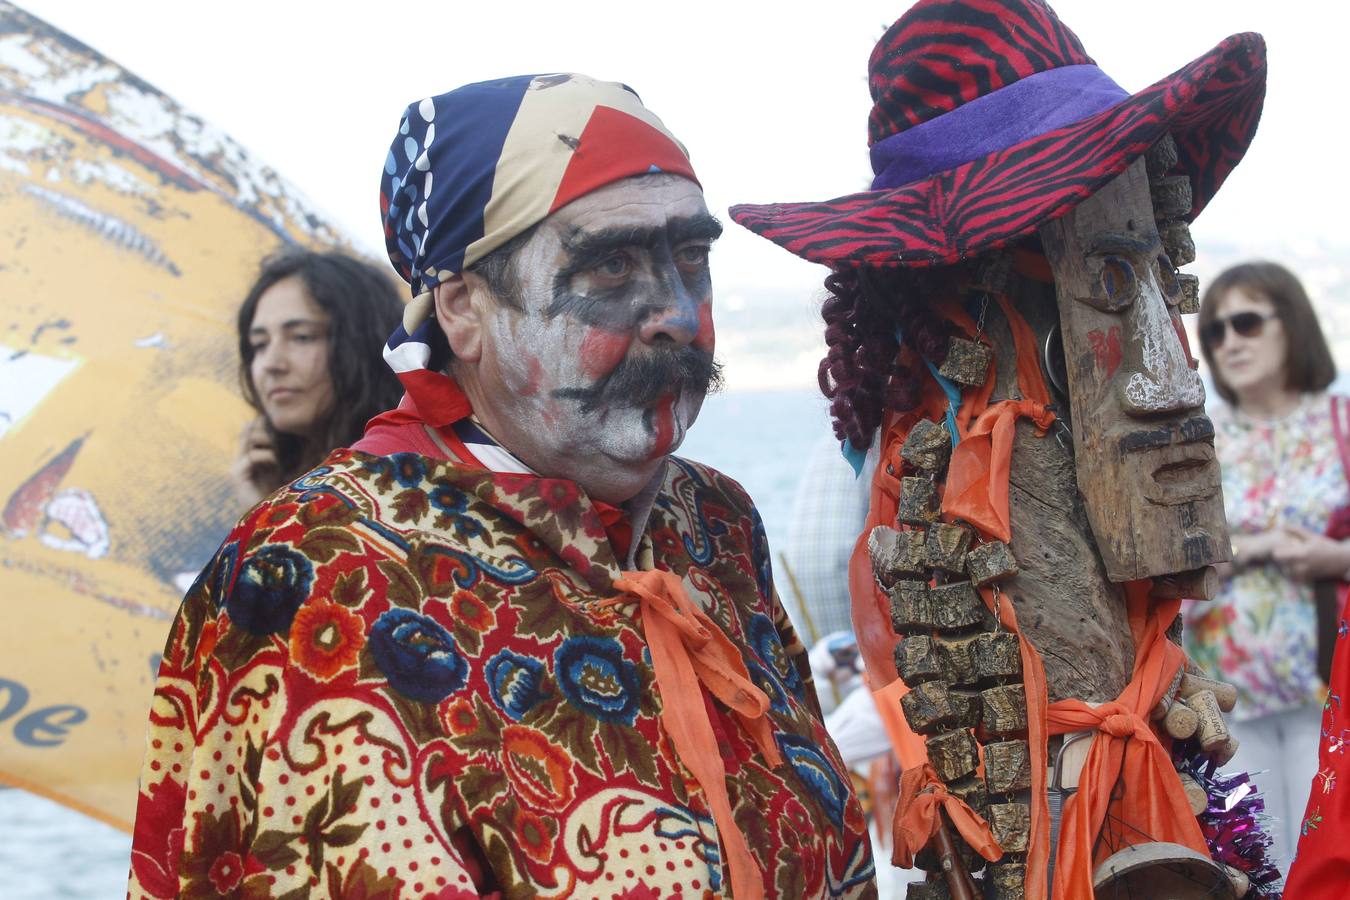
870, 64, 1130, 191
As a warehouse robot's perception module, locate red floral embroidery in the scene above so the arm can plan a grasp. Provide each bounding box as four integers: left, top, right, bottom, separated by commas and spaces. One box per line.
512, 806, 553, 864
536, 478, 580, 515
501, 724, 575, 811
289, 599, 365, 680
130, 776, 187, 898
450, 589, 495, 632
442, 696, 478, 736
559, 545, 591, 575
651, 527, 683, 557
208, 851, 244, 893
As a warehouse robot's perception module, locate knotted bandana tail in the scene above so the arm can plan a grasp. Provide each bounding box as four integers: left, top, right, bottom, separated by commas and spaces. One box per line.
613, 568, 781, 900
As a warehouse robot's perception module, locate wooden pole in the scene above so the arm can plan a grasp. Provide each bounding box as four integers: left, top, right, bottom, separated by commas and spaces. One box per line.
932, 807, 979, 900
776, 552, 840, 707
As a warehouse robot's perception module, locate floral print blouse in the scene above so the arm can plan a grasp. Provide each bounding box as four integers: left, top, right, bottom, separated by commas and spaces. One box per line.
1185, 392, 1350, 721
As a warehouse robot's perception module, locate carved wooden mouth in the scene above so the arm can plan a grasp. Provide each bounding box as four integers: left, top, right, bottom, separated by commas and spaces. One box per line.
1143, 443, 1220, 504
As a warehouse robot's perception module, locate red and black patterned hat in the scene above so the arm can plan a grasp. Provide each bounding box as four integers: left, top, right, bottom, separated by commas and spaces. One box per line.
729, 0, 1265, 269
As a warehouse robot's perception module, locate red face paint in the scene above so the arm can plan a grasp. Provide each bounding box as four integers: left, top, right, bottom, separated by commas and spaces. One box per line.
693, 303, 715, 353
579, 327, 632, 379
647, 393, 675, 460
1087, 326, 1123, 378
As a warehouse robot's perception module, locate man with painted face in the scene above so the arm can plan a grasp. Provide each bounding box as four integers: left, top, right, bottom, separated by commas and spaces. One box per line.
128, 74, 877, 900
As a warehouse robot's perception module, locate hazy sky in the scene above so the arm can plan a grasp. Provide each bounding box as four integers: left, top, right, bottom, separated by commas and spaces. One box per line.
17, 0, 1346, 305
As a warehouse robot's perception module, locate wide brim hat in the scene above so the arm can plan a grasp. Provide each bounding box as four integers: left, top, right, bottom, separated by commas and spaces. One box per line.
729, 0, 1266, 269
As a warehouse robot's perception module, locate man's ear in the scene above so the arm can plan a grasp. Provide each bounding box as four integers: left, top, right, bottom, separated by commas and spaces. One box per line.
432, 275, 485, 364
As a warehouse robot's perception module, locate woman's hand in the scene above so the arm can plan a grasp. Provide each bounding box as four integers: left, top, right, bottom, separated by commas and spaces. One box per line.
229, 417, 279, 511
1271, 525, 1350, 582
1231, 530, 1281, 568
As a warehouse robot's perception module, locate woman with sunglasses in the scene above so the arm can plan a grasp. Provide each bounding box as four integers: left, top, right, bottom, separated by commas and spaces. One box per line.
1183, 260, 1345, 872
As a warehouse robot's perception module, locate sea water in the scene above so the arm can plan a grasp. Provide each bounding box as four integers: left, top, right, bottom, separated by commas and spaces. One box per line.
0, 388, 837, 898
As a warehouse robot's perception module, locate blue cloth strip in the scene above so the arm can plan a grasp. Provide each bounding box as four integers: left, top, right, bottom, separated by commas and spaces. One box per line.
922, 358, 963, 448
838, 327, 966, 475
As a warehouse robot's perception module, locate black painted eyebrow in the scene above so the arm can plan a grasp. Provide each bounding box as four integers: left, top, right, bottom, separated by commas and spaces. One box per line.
1088, 232, 1159, 257
669, 213, 724, 246
558, 214, 723, 274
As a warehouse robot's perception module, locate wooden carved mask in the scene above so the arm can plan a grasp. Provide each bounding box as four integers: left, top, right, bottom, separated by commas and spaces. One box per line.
1038, 157, 1230, 583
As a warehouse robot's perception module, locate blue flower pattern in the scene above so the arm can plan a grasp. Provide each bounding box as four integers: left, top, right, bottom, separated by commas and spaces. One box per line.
777, 732, 849, 829
225, 544, 313, 634
486, 650, 548, 720
749, 613, 804, 701
369, 608, 469, 703
554, 636, 640, 725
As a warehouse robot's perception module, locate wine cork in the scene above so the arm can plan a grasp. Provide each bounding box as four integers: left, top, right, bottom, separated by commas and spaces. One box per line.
1211, 735, 1240, 766
1223, 864, 1250, 898
1188, 689, 1230, 752
1177, 773, 1208, 816
1152, 668, 1185, 721
1163, 700, 1199, 740
1180, 671, 1237, 712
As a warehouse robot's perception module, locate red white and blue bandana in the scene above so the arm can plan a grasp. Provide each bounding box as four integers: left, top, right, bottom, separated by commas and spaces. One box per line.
379, 73, 699, 414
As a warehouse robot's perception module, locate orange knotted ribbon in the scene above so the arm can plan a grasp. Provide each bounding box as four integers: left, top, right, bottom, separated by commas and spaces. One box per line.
613, 568, 783, 900
942, 292, 1056, 541
892, 763, 1002, 868
1046, 586, 1207, 898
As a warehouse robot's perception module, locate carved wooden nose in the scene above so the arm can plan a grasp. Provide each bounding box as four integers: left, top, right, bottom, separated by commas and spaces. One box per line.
1117, 278, 1205, 417
1117, 355, 1206, 416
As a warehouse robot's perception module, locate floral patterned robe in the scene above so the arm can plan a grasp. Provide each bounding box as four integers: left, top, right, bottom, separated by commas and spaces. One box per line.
128, 447, 877, 899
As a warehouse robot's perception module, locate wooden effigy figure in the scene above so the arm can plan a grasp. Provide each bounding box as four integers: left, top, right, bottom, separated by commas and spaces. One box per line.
731, 1, 1273, 897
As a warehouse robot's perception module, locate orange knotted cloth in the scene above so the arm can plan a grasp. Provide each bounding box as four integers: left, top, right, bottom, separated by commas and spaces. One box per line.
1046, 588, 1207, 898
942, 397, 1055, 542
892, 763, 1002, 868
941, 292, 1056, 542
613, 568, 784, 900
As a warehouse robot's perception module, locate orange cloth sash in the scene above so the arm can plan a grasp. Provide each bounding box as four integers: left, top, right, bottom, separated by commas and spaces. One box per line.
892, 763, 1001, 868
1046, 585, 1207, 898
614, 568, 783, 900
942, 294, 1055, 541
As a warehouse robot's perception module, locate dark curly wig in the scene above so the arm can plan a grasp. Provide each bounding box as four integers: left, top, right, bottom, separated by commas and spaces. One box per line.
818, 265, 962, 450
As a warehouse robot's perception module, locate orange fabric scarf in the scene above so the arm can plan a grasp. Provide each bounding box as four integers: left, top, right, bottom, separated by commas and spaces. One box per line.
1046, 586, 1206, 897
613, 568, 783, 900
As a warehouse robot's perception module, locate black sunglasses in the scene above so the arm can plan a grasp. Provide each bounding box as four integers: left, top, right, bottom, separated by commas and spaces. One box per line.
1200, 311, 1275, 349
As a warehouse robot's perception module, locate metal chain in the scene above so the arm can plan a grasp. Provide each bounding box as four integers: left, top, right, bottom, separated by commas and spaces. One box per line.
975, 293, 990, 338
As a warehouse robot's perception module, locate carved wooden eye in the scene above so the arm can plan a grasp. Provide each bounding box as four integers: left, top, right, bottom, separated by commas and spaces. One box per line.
1155, 254, 1182, 306
1096, 256, 1138, 311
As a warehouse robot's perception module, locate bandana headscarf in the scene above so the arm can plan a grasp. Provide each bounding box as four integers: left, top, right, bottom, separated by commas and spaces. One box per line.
380, 72, 699, 402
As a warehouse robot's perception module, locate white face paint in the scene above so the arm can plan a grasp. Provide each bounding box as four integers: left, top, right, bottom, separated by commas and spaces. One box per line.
458, 175, 721, 504
1120, 263, 1206, 413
